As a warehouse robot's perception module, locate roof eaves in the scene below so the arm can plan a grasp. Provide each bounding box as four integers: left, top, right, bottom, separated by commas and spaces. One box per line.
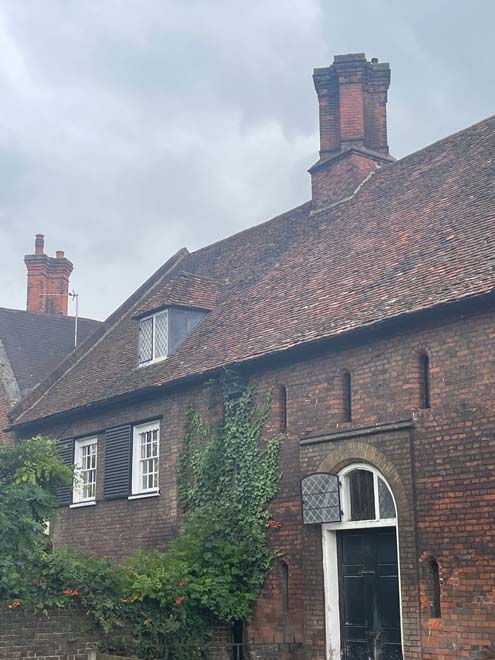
9, 287, 495, 432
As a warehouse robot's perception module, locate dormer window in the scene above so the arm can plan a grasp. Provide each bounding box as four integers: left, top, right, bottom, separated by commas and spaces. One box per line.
138, 306, 208, 366
139, 310, 168, 365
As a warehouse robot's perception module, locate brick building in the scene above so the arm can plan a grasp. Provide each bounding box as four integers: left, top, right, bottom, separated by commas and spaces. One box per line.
6, 54, 495, 659
0, 235, 100, 445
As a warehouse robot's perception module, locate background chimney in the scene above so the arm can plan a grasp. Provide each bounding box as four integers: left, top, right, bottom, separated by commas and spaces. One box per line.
35, 234, 44, 255
310, 53, 393, 210
24, 235, 74, 315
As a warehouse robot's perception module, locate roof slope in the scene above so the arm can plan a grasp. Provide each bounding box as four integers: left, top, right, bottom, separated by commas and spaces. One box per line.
12, 115, 495, 425
0, 308, 101, 395
133, 271, 221, 318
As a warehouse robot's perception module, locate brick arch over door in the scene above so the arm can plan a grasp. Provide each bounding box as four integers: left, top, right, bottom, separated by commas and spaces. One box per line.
317, 440, 410, 528
316, 439, 422, 660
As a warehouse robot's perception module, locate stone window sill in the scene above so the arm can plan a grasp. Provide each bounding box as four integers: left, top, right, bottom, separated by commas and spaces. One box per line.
69, 500, 96, 509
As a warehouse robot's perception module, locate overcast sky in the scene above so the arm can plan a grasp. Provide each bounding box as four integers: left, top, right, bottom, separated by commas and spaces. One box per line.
0, 0, 493, 321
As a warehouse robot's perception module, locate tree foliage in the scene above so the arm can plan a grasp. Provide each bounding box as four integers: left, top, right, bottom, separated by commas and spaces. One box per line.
0, 384, 281, 659
0, 437, 72, 599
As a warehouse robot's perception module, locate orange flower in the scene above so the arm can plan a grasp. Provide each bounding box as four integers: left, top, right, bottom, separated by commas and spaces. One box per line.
175, 596, 185, 605
8, 600, 21, 609
179, 580, 187, 587
63, 588, 72, 595
72, 590, 79, 596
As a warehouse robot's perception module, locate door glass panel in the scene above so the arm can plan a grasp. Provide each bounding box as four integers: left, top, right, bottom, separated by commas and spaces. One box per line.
349, 469, 375, 521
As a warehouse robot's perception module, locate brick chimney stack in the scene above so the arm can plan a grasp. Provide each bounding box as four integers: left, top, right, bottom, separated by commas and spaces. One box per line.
24, 234, 74, 315
310, 53, 394, 211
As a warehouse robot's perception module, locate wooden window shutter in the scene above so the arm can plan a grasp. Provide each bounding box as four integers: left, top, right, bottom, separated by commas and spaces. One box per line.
104, 425, 132, 500
56, 438, 74, 507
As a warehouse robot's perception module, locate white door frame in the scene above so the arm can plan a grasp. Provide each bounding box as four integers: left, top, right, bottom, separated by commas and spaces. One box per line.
320, 463, 404, 660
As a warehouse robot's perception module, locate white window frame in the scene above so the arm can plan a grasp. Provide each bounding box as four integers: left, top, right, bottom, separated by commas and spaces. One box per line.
72, 436, 98, 505
138, 310, 169, 366
325, 462, 397, 531
131, 421, 160, 496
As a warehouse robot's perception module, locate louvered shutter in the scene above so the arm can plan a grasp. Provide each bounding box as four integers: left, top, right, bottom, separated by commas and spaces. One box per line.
56, 438, 74, 507
104, 425, 132, 500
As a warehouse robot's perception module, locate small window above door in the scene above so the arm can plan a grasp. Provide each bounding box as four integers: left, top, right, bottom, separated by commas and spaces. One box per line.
341, 464, 396, 525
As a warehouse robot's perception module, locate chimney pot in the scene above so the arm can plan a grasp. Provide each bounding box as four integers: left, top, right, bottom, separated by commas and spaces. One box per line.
35, 234, 45, 255
371, 57, 378, 63
56, 250, 65, 258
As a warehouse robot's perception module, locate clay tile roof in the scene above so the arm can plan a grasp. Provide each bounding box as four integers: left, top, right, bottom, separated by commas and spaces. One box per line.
133, 272, 221, 318
0, 308, 101, 395
10, 115, 495, 426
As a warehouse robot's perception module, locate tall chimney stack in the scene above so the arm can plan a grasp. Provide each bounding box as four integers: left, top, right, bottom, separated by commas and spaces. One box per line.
24, 235, 74, 315
310, 53, 394, 210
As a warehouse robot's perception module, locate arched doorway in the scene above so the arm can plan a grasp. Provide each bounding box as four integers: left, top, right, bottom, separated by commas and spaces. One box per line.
321, 464, 403, 660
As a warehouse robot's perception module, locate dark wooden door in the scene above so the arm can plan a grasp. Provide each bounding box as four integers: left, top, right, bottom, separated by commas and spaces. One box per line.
337, 527, 402, 660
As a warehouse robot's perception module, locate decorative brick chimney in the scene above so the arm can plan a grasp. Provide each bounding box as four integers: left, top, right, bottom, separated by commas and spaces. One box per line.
24, 234, 74, 315
310, 53, 394, 210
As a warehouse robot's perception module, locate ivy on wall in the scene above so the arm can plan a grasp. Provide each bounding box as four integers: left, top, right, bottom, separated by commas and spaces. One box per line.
0, 382, 281, 660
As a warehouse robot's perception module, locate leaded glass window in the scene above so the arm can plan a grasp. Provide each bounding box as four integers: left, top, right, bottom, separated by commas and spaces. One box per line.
301, 473, 341, 524
139, 316, 153, 364
73, 437, 97, 503
378, 476, 396, 519
302, 466, 396, 527
342, 466, 397, 523
154, 311, 168, 358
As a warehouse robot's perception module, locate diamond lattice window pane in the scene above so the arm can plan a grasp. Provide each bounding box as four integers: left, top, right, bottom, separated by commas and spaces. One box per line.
378, 477, 396, 519
139, 317, 153, 363
154, 311, 168, 358
301, 473, 341, 524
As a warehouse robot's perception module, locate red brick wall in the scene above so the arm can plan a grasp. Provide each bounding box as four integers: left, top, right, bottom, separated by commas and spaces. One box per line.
310, 150, 384, 210
251, 304, 495, 658
0, 608, 99, 660
364, 86, 389, 153
317, 88, 340, 156
17, 302, 495, 659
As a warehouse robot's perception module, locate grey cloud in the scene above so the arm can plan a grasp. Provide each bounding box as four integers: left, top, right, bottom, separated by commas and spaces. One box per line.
0, 0, 493, 320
